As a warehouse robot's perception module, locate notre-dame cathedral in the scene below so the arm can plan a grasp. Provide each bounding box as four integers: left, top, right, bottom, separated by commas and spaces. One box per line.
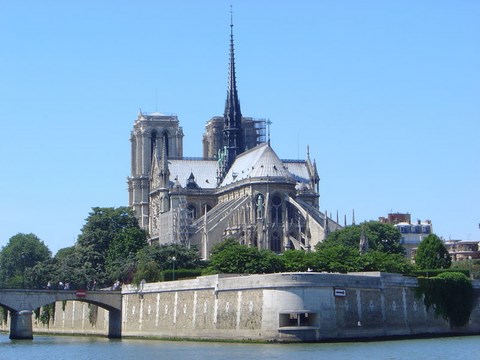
128, 21, 341, 259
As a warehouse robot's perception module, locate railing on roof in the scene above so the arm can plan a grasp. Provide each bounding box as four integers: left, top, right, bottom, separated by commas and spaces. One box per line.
282, 159, 307, 163
167, 156, 217, 161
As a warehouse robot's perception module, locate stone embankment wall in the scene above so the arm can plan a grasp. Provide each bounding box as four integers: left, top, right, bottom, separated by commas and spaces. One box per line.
18, 272, 480, 342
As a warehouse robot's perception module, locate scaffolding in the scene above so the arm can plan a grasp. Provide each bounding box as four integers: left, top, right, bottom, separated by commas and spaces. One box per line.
173, 196, 193, 246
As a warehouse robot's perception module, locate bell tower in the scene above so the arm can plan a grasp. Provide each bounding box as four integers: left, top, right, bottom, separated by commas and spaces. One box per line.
128, 111, 183, 230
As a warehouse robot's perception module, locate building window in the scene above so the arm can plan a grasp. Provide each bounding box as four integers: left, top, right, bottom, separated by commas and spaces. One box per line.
270, 231, 281, 253
150, 130, 158, 159
271, 195, 282, 224
162, 131, 169, 157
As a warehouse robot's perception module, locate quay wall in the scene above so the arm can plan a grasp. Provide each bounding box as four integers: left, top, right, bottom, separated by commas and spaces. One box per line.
6, 272, 480, 342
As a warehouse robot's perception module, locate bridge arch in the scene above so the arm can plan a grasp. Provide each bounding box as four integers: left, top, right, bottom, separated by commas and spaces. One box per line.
0, 289, 122, 340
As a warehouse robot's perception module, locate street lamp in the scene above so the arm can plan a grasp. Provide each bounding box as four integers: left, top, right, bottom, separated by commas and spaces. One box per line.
21, 253, 25, 288
172, 256, 176, 281
468, 256, 473, 279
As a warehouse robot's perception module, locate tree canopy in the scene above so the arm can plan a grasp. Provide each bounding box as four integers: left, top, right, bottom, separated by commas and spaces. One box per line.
0, 233, 51, 288
133, 243, 203, 284
75, 207, 147, 286
1, 216, 417, 289
319, 221, 405, 255
26, 207, 148, 290
206, 239, 283, 274
206, 234, 413, 276
415, 234, 451, 270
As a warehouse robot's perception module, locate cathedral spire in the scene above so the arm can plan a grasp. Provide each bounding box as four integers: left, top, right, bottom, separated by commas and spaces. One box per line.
221, 7, 243, 178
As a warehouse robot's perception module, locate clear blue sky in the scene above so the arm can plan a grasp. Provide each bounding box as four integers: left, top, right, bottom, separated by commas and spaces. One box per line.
1, 1, 478, 254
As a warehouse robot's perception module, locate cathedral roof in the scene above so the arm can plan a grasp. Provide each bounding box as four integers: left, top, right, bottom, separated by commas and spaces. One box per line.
283, 160, 311, 183
168, 159, 218, 189
220, 143, 294, 187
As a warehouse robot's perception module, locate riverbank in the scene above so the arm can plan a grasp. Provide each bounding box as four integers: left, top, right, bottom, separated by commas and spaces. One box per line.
3, 272, 480, 342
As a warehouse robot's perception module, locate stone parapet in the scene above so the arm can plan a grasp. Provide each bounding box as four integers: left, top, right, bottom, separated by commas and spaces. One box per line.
8, 272, 480, 342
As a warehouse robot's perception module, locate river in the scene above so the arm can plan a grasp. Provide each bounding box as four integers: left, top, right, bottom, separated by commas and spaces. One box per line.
1, 333, 479, 360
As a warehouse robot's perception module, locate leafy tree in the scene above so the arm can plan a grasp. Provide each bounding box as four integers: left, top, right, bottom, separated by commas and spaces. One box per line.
75, 207, 147, 286
106, 251, 137, 285
280, 250, 318, 272
54, 246, 77, 262
361, 251, 414, 274
28, 246, 92, 290
27, 258, 58, 289
105, 227, 147, 283
0, 233, 51, 288
133, 243, 203, 284
415, 234, 451, 270
314, 244, 362, 273
210, 237, 239, 256
206, 240, 283, 274
320, 221, 405, 255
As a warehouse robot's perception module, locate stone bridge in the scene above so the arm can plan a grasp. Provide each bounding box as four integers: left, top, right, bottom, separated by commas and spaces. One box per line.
0, 289, 122, 339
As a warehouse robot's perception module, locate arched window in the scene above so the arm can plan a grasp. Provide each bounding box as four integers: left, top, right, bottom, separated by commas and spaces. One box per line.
150, 130, 158, 159
270, 195, 282, 224
270, 231, 282, 253
162, 131, 169, 157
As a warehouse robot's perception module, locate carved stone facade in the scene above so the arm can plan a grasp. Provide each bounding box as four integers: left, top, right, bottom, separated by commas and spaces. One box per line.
128, 112, 183, 229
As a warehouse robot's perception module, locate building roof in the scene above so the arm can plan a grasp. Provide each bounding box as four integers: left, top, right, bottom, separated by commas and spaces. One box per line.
166, 144, 312, 190
220, 143, 294, 187
168, 159, 218, 189
283, 160, 311, 184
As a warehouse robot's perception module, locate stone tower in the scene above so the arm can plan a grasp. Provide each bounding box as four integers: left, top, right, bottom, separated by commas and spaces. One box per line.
128, 111, 183, 229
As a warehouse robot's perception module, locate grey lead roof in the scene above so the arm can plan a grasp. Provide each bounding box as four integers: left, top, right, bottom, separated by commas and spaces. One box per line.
221, 143, 294, 186
169, 159, 218, 189
167, 143, 311, 190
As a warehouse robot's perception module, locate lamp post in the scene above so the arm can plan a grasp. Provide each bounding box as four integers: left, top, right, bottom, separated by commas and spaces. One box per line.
172, 256, 176, 281
468, 256, 472, 279
21, 253, 25, 288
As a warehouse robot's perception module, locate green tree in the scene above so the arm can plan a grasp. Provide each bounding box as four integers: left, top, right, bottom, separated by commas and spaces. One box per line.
28, 246, 92, 290
415, 234, 451, 270
105, 227, 147, 283
311, 221, 412, 274
206, 240, 283, 274
0, 233, 51, 288
75, 207, 147, 286
320, 221, 405, 255
280, 250, 317, 272
361, 251, 414, 274
314, 244, 362, 273
133, 243, 203, 284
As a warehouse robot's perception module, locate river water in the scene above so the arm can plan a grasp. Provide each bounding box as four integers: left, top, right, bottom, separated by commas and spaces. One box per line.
1, 334, 479, 360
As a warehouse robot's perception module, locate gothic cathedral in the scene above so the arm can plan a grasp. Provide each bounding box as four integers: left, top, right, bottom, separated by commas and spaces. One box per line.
128, 20, 341, 259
